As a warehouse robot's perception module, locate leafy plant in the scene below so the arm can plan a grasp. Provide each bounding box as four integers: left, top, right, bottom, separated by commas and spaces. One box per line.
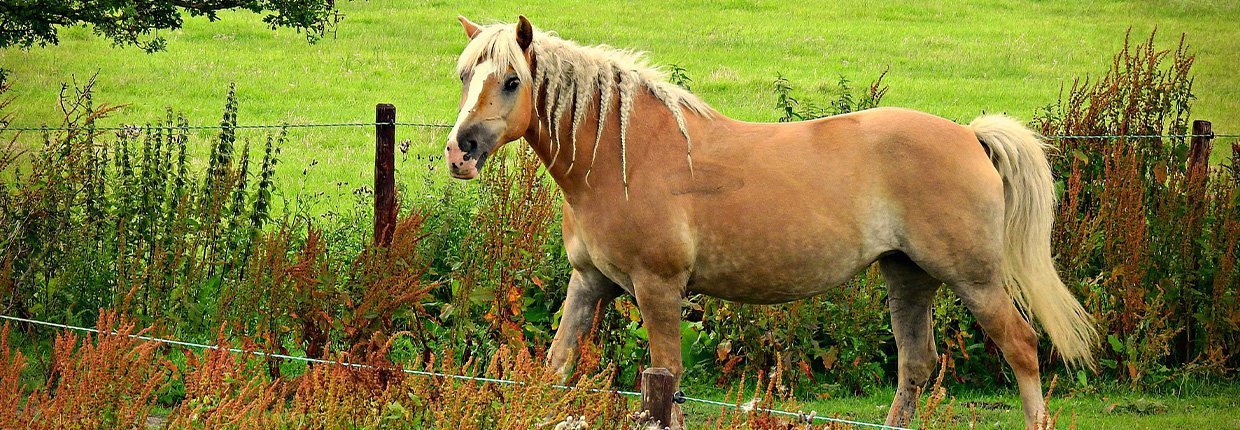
773, 69, 889, 122
1033, 30, 1237, 386
668, 64, 693, 91
0, 312, 173, 429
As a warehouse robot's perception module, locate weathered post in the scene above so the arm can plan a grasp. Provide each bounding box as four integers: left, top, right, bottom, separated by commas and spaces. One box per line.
374, 103, 397, 247
641, 367, 677, 429
1189, 120, 1213, 168
1179, 119, 1214, 360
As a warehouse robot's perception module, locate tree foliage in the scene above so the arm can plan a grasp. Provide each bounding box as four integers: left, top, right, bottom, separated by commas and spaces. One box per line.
0, 0, 336, 52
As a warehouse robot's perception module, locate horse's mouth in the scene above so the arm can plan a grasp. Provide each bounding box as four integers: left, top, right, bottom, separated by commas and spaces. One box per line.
449, 151, 490, 180
450, 167, 478, 180
448, 158, 477, 178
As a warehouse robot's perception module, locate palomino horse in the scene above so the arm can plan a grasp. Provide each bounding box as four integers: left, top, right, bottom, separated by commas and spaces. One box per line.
445, 16, 1097, 429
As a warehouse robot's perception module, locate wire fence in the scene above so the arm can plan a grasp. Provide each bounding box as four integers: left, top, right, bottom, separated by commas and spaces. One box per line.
0, 121, 451, 132
0, 313, 912, 430
0, 117, 1231, 428
0, 120, 1235, 141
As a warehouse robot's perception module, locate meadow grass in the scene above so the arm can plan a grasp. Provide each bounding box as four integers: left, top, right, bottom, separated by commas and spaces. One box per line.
1, 3, 1238, 426
1, 0, 1238, 197
677, 382, 1240, 429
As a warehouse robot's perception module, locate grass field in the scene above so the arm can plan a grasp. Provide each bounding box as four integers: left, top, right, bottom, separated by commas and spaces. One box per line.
1, 0, 1238, 197
677, 382, 1240, 429
2, 2, 1239, 428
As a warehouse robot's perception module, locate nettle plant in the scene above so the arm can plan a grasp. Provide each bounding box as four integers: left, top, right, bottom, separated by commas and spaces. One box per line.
0, 80, 284, 333
773, 70, 889, 122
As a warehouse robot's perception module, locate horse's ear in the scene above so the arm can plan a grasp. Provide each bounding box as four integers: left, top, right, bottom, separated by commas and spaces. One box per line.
516, 15, 534, 51
458, 15, 482, 39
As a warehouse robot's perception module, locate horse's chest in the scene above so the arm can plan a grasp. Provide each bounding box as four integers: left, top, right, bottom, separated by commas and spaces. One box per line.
565, 206, 693, 287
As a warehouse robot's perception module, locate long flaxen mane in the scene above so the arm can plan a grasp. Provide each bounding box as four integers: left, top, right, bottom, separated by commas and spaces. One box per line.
456, 22, 713, 195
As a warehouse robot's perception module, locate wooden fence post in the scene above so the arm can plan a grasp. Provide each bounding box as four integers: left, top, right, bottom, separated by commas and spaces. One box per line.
641, 367, 677, 429
1189, 120, 1213, 167
374, 103, 397, 247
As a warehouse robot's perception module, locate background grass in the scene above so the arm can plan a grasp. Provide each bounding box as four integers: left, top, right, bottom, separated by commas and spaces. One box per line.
2, 2, 1238, 427
1, 0, 1238, 200
678, 382, 1240, 429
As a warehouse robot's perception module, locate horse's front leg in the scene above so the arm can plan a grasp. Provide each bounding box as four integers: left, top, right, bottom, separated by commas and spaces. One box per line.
632, 271, 689, 429
632, 271, 689, 378
548, 268, 623, 379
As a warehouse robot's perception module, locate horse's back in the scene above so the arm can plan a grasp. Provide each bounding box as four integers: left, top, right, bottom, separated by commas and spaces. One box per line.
712, 107, 1001, 209
799, 107, 1004, 213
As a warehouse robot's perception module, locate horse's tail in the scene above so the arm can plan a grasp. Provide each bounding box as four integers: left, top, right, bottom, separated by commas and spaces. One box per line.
969, 115, 1098, 369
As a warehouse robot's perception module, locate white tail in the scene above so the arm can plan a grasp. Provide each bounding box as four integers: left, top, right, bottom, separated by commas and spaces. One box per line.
969, 115, 1099, 368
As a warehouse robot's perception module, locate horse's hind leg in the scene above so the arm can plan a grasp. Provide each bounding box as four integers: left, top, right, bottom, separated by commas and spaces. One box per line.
912, 246, 1046, 428
880, 253, 942, 427
548, 268, 623, 379
948, 279, 1045, 429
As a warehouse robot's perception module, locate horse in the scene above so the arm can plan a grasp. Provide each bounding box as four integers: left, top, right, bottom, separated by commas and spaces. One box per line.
444, 15, 1098, 429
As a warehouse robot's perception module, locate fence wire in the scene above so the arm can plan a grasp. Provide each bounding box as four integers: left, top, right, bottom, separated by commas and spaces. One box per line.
1, 118, 1230, 426
0, 120, 1234, 141
0, 121, 452, 132
1046, 133, 1234, 139
0, 313, 912, 430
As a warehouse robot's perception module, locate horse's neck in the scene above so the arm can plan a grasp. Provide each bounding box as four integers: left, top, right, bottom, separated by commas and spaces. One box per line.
525, 86, 704, 201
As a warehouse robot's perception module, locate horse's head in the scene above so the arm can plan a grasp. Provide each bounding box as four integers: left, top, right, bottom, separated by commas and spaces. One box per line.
446, 15, 537, 179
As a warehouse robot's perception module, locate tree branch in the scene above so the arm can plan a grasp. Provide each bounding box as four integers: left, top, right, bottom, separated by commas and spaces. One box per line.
168, 0, 249, 11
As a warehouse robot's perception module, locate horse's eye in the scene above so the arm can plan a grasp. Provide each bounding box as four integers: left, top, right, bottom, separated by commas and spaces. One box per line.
503, 77, 520, 92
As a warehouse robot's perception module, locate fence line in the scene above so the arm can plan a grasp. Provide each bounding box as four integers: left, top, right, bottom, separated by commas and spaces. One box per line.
0, 121, 453, 132
1048, 133, 1234, 139
0, 313, 912, 430
0, 120, 1235, 140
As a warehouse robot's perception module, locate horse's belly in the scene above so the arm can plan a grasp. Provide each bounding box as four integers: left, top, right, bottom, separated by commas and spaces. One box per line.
691, 272, 838, 304
687, 239, 875, 304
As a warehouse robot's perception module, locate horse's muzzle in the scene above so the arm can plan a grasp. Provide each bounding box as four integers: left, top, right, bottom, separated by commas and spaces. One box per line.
445, 138, 480, 179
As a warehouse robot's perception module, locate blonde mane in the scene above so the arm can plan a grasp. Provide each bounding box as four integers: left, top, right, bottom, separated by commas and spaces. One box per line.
456, 22, 712, 194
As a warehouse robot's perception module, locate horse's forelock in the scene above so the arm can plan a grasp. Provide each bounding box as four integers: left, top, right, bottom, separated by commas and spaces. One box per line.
456, 25, 533, 83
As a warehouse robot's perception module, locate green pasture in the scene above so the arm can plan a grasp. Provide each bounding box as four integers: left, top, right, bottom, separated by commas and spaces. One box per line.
1, 0, 1238, 201
677, 382, 1240, 429
2, 2, 1239, 427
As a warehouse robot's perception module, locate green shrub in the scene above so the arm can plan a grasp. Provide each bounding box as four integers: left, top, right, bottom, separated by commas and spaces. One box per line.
1033, 31, 1237, 386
